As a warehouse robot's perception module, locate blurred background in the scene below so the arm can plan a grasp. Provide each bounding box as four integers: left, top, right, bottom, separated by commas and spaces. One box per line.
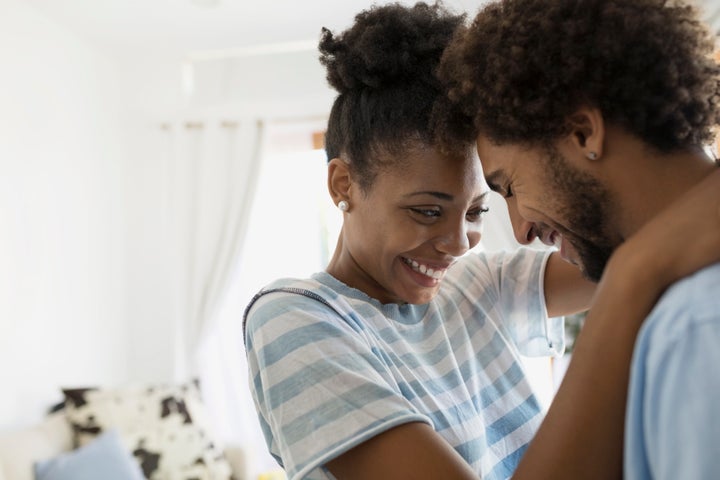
2, 0, 719, 477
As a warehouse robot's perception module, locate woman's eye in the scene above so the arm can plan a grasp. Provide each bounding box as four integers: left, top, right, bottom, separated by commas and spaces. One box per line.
410, 207, 442, 218
504, 185, 514, 199
467, 205, 490, 222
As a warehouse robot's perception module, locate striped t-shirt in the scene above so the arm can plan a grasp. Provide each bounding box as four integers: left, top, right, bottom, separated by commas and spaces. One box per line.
244, 248, 563, 480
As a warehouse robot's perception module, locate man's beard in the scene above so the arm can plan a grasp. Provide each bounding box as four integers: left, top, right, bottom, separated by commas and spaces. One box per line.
545, 146, 618, 282
570, 234, 615, 282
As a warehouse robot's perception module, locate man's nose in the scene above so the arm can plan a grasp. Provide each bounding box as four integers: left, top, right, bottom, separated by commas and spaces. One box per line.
512, 218, 537, 245
507, 199, 536, 245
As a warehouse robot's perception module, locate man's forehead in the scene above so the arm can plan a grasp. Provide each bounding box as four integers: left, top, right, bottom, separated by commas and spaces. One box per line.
475, 137, 506, 179
475, 135, 504, 164
483, 170, 509, 192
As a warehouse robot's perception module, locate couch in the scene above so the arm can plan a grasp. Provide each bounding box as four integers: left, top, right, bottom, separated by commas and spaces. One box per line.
0, 406, 249, 480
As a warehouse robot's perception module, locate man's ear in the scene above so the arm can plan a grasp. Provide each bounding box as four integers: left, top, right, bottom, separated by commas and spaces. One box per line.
566, 107, 605, 161
327, 158, 352, 206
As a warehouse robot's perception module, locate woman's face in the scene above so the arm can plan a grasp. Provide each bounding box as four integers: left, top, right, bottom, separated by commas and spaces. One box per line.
335, 144, 488, 304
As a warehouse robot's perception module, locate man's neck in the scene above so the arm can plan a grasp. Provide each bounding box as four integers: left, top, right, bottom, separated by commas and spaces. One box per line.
608, 142, 717, 240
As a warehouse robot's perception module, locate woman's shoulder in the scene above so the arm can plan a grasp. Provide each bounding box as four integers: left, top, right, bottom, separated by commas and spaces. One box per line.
245, 276, 336, 314
243, 274, 353, 329
242, 273, 376, 348
257, 275, 325, 293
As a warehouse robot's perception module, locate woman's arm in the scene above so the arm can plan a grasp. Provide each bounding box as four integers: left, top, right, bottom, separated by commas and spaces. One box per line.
326, 170, 720, 480
543, 253, 595, 317
326, 422, 478, 480
512, 168, 720, 480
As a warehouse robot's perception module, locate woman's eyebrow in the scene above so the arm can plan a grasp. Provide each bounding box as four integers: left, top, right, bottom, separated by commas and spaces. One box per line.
404, 191, 454, 200
403, 191, 489, 202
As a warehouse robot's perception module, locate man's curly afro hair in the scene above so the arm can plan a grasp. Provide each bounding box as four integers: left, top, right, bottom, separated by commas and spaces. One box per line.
319, 1, 467, 190
435, 0, 720, 152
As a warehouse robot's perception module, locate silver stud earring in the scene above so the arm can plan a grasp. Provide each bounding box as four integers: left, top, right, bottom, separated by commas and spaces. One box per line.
338, 200, 349, 212
587, 151, 598, 160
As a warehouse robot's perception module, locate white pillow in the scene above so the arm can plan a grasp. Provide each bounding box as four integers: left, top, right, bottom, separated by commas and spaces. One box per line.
0, 413, 73, 480
62, 382, 233, 480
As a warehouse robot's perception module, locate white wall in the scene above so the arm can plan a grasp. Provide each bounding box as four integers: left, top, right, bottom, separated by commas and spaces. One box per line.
0, 0, 522, 432
119, 50, 339, 384
0, 1, 130, 430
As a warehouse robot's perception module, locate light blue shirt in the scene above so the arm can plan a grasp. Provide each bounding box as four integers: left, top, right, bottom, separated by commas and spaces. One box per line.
625, 263, 720, 479
245, 248, 563, 480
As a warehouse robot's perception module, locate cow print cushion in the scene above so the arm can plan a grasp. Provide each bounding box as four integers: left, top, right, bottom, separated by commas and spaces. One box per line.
61, 383, 234, 480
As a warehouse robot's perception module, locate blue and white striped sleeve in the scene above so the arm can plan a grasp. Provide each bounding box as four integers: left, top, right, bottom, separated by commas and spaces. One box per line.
477, 248, 565, 357
245, 290, 430, 480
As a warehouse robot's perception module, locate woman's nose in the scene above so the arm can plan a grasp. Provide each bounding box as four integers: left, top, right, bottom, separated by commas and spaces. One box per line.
435, 222, 482, 257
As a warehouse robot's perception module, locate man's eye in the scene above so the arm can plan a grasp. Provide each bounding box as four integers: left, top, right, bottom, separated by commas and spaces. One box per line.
504, 185, 514, 199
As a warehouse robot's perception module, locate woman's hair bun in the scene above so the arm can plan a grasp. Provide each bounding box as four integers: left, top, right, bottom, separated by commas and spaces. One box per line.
319, 2, 465, 94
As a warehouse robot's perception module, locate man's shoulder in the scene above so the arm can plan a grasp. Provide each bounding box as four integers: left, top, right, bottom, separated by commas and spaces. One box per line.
657, 262, 720, 309
643, 262, 720, 340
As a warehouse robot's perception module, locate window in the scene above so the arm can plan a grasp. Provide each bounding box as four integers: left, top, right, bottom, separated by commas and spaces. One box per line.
198, 120, 336, 478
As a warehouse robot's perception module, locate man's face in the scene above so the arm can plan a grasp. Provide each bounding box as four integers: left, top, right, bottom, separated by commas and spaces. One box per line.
476, 134, 621, 282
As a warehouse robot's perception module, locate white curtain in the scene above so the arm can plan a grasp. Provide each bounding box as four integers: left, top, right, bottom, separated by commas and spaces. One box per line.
158, 118, 265, 380
194, 121, 332, 478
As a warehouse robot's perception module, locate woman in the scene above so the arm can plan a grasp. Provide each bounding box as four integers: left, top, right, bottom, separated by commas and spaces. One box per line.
243, 3, 720, 479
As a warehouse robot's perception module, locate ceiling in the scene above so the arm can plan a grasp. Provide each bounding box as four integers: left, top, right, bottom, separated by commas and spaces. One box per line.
24, 0, 720, 61
23, 0, 491, 60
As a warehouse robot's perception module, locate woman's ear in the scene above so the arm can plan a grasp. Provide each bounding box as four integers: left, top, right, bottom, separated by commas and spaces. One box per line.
567, 107, 605, 162
327, 158, 352, 206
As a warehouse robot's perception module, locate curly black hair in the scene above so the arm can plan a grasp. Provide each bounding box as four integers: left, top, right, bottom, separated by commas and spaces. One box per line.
436, 0, 720, 152
319, 1, 467, 191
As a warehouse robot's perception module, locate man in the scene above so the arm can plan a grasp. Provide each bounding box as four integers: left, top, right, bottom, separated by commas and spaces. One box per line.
436, 0, 720, 478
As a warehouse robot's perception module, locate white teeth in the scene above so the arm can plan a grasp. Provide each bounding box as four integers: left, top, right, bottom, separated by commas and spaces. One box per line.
404, 257, 445, 280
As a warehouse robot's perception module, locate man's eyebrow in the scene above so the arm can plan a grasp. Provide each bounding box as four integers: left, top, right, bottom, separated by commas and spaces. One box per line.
484, 171, 508, 192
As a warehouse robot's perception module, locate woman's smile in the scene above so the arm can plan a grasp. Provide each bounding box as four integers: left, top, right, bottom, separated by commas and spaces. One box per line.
401, 256, 450, 281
